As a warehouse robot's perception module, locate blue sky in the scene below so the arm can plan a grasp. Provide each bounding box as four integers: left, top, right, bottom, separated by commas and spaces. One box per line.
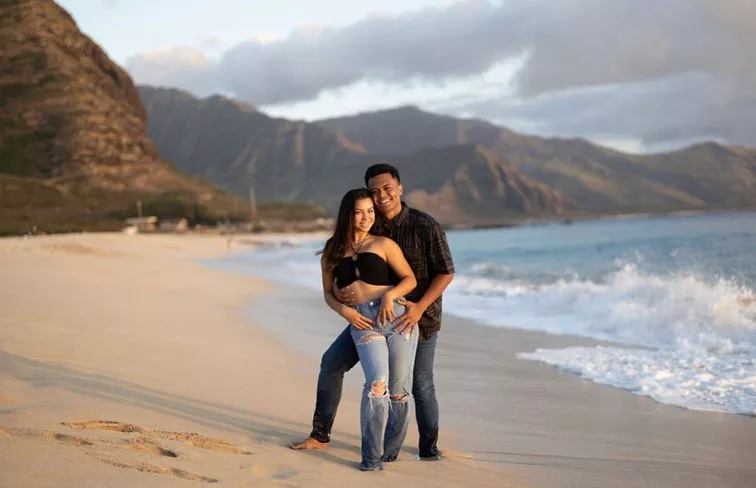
57, 0, 755, 154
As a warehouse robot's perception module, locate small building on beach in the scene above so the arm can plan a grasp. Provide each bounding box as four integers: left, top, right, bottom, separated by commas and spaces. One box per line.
123, 216, 157, 233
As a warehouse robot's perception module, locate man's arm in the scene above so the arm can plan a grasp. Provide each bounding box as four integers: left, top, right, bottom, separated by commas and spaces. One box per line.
393, 273, 453, 333
416, 273, 454, 311
321, 257, 372, 329
394, 221, 455, 333
333, 279, 358, 306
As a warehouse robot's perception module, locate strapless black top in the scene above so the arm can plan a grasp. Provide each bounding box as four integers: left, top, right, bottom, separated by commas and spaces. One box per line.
333, 252, 393, 288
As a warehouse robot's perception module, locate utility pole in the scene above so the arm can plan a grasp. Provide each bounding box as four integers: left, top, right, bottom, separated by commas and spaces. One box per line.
247, 152, 258, 225
249, 186, 257, 221
137, 200, 142, 219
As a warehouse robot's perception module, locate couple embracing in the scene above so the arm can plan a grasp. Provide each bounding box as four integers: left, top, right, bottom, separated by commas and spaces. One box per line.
290, 163, 455, 472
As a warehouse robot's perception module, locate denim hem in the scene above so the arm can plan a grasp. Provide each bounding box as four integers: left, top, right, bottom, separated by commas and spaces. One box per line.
359, 462, 384, 472
308, 431, 330, 444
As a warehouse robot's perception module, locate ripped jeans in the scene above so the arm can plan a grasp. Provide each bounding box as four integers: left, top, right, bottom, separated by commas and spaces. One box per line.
351, 298, 418, 471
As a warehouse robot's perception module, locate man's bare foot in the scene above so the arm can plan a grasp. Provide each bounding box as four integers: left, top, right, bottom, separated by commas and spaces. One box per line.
289, 437, 329, 450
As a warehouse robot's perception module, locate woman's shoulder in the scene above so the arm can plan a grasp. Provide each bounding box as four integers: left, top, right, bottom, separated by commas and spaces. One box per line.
370, 235, 391, 245
370, 235, 399, 251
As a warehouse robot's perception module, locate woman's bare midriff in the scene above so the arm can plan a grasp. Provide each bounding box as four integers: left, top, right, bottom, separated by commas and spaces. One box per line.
351, 282, 394, 306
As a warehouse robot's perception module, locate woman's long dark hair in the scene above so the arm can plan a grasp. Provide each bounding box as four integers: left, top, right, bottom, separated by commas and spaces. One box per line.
319, 188, 374, 267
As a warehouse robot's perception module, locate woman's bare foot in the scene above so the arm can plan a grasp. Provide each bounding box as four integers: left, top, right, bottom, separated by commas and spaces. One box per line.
289, 437, 329, 450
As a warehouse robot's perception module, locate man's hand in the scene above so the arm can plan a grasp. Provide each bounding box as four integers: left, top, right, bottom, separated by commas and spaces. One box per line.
333, 278, 358, 306
341, 306, 374, 330
393, 300, 425, 335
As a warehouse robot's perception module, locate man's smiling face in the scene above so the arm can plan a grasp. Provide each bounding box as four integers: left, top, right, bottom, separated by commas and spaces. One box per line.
367, 172, 403, 218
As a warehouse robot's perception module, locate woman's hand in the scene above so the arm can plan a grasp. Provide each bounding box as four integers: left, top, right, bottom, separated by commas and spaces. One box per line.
341, 306, 374, 330
377, 296, 397, 326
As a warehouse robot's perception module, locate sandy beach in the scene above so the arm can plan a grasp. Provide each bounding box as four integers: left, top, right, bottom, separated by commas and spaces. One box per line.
2, 233, 755, 487
0, 233, 517, 487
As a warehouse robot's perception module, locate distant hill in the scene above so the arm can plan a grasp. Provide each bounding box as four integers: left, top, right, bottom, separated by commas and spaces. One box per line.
390, 145, 568, 223
139, 86, 567, 225
0, 0, 247, 234
319, 105, 530, 157
319, 107, 756, 214
138, 86, 367, 204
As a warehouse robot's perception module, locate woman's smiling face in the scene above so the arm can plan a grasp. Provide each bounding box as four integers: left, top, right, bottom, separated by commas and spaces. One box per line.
353, 197, 375, 233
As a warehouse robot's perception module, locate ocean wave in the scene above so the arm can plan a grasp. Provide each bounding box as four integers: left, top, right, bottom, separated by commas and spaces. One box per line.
517, 346, 756, 416
446, 264, 756, 354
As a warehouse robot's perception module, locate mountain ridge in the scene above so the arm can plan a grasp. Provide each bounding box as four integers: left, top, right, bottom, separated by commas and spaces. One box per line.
138, 86, 567, 225
317, 105, 756, 214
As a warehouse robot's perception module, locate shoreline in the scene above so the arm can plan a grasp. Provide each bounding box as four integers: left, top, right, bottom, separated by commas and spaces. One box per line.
5, 206, 756, 239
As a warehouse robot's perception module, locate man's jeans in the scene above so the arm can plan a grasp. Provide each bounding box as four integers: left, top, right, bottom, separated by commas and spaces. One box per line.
309, 319, 440, 459
350, 299, 418, 470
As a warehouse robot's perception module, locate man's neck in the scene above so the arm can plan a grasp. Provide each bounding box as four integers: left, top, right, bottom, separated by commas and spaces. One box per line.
381, 205, 403, 222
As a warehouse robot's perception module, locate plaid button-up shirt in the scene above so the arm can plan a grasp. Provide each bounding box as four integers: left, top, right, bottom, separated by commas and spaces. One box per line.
377, 203, 455, 340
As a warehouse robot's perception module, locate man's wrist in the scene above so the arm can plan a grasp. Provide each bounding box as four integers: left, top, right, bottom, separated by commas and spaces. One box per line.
414, 298, 430, 313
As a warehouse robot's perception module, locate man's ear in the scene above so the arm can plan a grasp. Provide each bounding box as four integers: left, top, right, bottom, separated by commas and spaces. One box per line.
397, 184, 403, 197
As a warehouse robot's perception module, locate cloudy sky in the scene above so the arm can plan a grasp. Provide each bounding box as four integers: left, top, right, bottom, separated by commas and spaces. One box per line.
59, 0, 754, 154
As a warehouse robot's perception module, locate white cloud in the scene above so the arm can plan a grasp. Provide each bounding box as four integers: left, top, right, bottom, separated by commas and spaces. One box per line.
125, 0, 756, 148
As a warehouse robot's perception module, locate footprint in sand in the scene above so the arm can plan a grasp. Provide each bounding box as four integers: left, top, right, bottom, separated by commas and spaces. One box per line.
3, 427, 93, 447
94, 457, 218, 483
156, 431, 252, 454
4, 421, 251, 483
63, 420, 252, 454
44, 432, 95, 446
63, 420, 144, 433
119, 436, 178, 458
54, 419, 256, 483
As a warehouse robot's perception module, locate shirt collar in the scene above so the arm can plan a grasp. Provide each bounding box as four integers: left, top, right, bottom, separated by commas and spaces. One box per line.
386, 202, 410, 229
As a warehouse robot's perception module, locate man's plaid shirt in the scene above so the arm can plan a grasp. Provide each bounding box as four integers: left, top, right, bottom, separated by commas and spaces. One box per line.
377, 203, 455, 341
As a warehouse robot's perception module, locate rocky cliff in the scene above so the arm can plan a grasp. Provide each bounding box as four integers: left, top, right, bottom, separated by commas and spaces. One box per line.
0, 0, 244, 233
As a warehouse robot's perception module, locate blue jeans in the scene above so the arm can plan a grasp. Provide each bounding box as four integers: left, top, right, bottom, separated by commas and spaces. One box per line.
351, 299, 418, 471
309, 316, 441, 460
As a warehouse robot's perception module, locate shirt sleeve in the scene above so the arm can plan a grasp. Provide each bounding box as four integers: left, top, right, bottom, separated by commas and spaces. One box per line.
428, 223, 455, 275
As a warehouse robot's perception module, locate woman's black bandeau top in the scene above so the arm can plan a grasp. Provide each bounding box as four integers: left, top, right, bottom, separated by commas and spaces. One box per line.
333, 252, 393, 288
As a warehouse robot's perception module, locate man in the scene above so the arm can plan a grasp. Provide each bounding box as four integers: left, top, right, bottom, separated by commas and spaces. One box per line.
290, 163, 455, 461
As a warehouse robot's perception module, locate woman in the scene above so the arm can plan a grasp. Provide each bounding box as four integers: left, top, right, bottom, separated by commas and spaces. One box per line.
320, 188, 418, 472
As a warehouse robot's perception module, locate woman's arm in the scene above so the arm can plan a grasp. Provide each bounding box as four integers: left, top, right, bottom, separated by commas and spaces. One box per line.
381, 238, 417, 302
321, 256, 373, 330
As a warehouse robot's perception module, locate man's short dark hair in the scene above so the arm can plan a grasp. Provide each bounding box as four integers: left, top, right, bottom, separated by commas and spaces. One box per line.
364, 163, 401, 187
